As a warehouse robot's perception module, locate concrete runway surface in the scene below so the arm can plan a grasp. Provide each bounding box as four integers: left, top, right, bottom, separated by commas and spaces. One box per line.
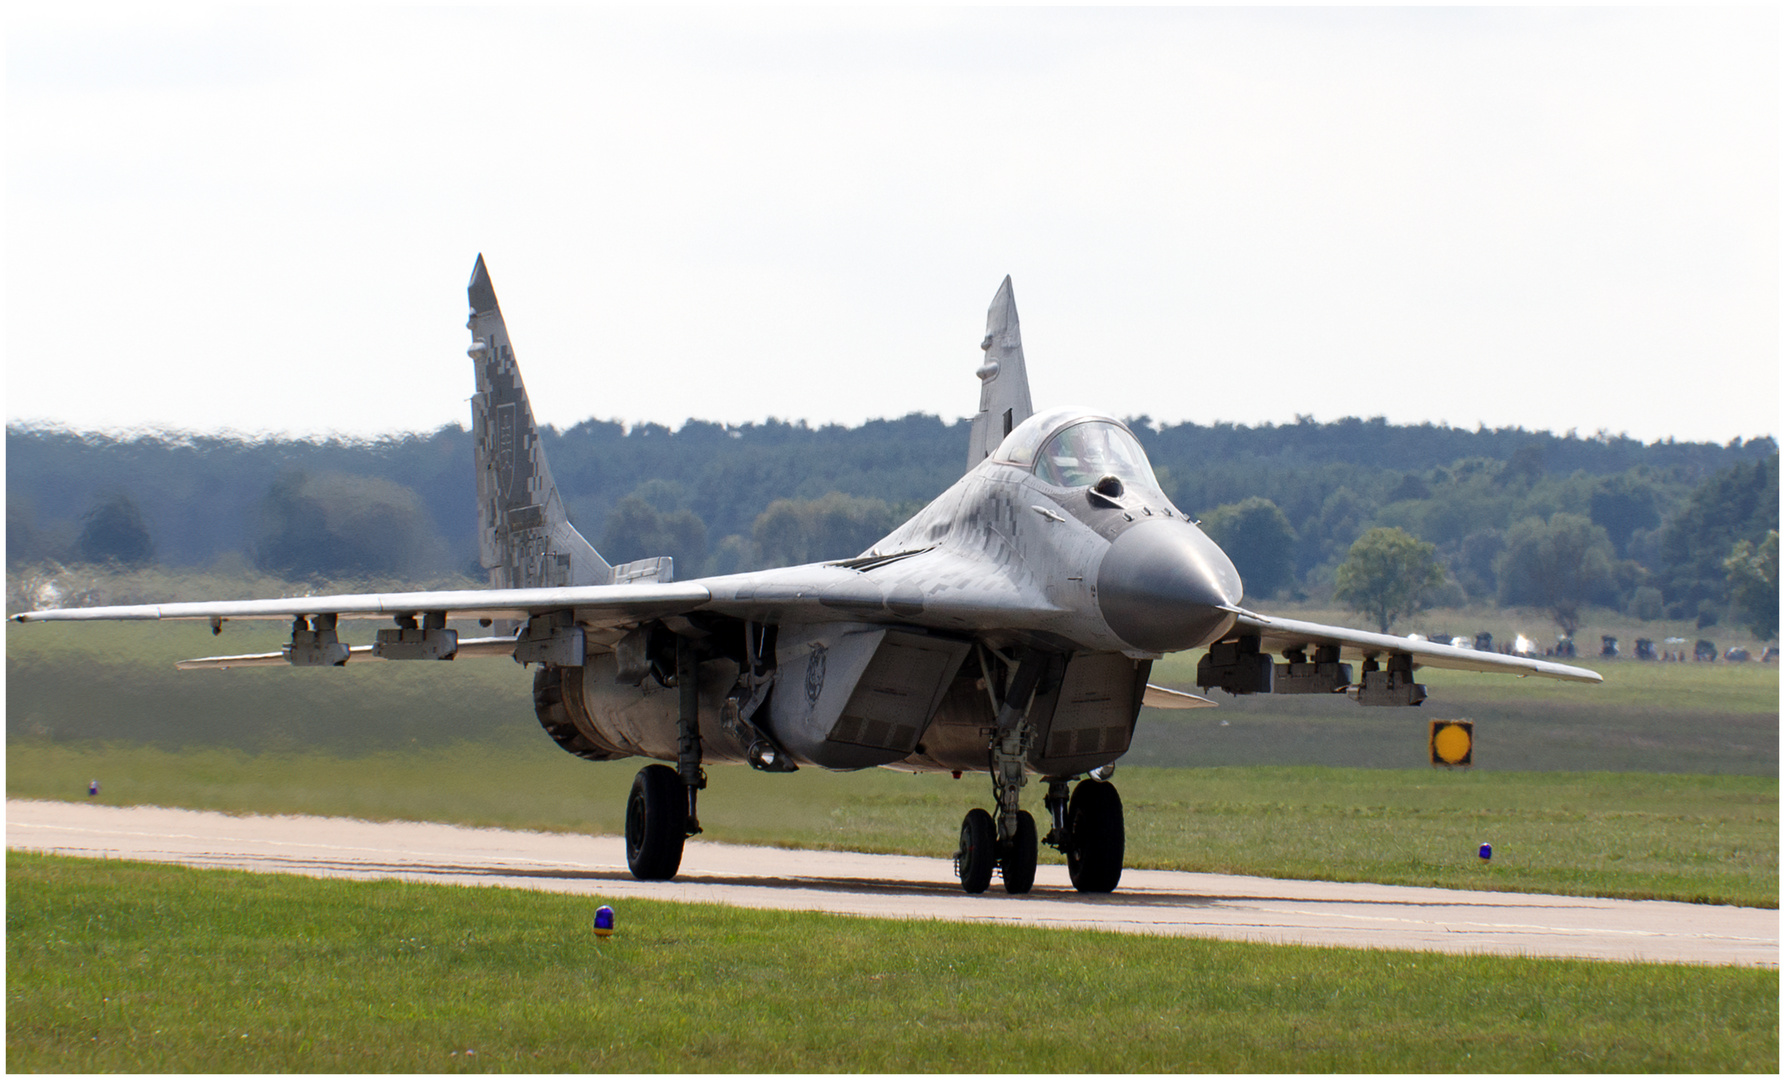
8, 799, 1776, 968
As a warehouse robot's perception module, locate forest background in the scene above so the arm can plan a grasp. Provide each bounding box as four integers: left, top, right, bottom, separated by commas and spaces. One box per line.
7, 414, 1778, 645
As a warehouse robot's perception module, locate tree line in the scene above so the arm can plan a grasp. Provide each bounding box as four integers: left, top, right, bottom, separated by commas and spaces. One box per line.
7, 416, 1777, 638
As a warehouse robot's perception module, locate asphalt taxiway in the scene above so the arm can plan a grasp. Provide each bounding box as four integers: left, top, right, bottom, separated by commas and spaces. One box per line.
8, 799, 1775, 967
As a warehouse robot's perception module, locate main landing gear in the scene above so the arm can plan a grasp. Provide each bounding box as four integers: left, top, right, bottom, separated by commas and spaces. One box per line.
625, 763, 687, 880
953, 772, 1124, 896
625, 636, 706, 881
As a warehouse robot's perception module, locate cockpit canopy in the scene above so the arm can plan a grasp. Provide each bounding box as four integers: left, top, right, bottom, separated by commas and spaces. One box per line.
992, 407, 1165, 493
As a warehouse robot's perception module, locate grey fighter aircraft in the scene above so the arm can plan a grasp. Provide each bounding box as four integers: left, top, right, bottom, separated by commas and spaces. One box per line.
11, 256, 1601, 895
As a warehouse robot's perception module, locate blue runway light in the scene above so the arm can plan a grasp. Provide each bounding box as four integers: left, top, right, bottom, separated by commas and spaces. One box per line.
593, 905, 615, 938
1479, 843, 1493, 863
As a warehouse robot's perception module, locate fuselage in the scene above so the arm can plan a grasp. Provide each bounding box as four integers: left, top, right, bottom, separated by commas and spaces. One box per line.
560, 408, 1247, 777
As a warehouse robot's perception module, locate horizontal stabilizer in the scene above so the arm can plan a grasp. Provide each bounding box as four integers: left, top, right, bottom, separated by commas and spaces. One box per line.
1142, 683, 1218, 709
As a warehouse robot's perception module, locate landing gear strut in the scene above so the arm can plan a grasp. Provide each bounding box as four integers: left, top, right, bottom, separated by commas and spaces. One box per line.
953, 648, 1092, 896
625, 633, 707, 882
953, 649, 1050, 895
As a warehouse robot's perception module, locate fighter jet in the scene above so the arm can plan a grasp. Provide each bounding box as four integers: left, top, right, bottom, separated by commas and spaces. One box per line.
11, 256, 1601, 895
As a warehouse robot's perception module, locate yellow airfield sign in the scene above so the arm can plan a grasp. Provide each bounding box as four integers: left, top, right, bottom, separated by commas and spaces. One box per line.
1430, 720, 1474, 767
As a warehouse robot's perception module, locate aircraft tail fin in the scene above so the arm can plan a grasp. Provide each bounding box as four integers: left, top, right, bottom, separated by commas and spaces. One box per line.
965, 275, 1035, 473
467, 255, 640, 589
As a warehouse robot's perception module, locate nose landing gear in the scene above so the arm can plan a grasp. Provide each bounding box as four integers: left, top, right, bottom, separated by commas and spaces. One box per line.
954, 773, 1123, 895
953, 806, 1039, 895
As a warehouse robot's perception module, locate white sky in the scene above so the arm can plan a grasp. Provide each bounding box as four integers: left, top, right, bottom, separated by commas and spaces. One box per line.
6, 6, 1778, 444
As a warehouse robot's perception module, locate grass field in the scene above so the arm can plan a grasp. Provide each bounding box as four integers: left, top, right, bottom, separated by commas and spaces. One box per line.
7, 853, 1776, 1073
8, 615, 1779, 774
10, 741, 1776, 907
8, 606, 1779, 907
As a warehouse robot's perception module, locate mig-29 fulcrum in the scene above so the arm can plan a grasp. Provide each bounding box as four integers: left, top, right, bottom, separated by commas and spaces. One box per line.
11, 256, 1601, 895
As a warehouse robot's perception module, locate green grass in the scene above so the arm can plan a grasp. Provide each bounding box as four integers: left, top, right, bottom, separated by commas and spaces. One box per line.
9, 615, 1779, 774
8, 853, 1776, 1073
10, 741, 1776, 907
8, 603, 1778, 907
1144, 641, 1778, 776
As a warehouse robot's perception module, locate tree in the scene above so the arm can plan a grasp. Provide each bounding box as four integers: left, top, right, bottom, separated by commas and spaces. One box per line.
600, 495, 709, 577
1657, 455, 1779, 613
253, 471, 444, 577
1333, 527, 1445, 633
8, 494, 47, 566
1590, 473, 1661, 558
1497, 444, 1546, 487
1449, 528, 1504, 600
1495, 513, 1617, 635
76, 492, 153, 566
1200, 497, 1296, 599
752, 493, 897, 568
1724, 531, 1779, 641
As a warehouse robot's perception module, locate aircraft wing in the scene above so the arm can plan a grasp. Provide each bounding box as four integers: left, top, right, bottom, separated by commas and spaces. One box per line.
1230, 610, 1602, 683
9, 583, 712, 628
7, 552, 1061, 663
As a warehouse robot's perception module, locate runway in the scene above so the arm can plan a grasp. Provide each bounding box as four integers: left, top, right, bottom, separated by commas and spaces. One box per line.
8, 798, 1776, 968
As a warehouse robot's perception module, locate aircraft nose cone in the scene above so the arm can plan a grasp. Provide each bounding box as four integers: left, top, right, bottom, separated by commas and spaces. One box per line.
1096, 519, 1242, 653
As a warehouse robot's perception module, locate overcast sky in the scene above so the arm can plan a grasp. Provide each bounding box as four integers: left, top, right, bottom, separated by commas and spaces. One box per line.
6, 6, 1778, 445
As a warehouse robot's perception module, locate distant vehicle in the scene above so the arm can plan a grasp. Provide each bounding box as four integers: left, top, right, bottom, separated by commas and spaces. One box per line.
1600, 635, 1619, 658
1724, 647, 1750, 662
1474, 631, 1494, 652
1555, 636, 1577, 659
1763, 646, 1779, 662
1695, 640, 1718, 662
1634, 638, 1657, 661
8, 257, 1604, 896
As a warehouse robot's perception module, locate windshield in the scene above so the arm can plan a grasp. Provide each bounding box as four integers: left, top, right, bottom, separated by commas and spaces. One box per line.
1033, 421, 1159, 489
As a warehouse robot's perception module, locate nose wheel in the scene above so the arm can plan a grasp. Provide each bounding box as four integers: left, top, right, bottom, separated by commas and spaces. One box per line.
1000, 810, 1038, 893
955, 807, 1039, 895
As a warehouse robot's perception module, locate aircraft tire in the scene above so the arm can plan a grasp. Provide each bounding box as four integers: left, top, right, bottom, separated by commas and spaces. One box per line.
625, 764, 687, 881
1000, 810, 1038, 895
1066, 779, 1124, 894
957, 808, 997, 894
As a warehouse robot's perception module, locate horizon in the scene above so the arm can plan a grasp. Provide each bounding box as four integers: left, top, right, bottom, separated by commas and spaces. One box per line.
6, 410, 1777, 453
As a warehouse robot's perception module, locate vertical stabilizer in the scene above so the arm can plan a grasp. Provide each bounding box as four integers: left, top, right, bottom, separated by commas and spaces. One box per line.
966, 275, 1034, 473
467, 255, 615, 589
